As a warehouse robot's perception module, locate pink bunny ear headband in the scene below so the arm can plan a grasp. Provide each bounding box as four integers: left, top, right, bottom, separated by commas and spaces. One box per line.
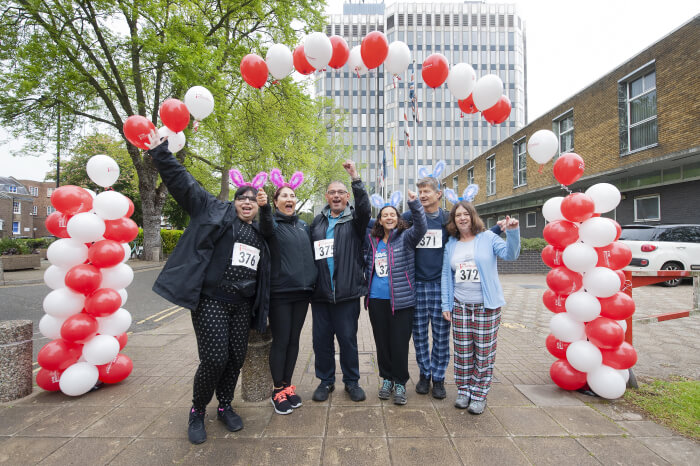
229, 169, 268, 190
269, 168, 304, 190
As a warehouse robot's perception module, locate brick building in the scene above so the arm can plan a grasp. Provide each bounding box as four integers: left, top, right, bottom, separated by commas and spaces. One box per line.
444, 16, 700, 238
0, 177, 35, 239
18, 179, 57, 237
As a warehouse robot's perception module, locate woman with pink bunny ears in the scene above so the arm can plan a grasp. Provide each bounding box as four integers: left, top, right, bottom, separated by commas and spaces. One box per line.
258, 168, 317, 415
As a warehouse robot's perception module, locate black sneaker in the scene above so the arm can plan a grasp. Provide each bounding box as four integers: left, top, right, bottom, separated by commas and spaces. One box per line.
345, 384, 366, 402
312, 382, 335, 402
393, 383, 407, 405
431, 380, 446, 399
378, 379, 394, 400
188, 407, 207, 444
415, 374, 430, 394
217, 405, 243, 432
283, 384, 302, 408
271, 388, 293, 415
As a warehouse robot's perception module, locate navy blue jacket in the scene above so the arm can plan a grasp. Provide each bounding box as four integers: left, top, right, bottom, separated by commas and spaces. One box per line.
401, 208, 449, 282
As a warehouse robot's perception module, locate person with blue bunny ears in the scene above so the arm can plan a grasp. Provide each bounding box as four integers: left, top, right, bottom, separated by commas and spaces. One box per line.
364, 189, 427, 405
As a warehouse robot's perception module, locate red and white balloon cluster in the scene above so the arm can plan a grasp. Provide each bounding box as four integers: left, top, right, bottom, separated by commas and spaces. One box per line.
535, 146, 637, 399
36, 155, 139, 396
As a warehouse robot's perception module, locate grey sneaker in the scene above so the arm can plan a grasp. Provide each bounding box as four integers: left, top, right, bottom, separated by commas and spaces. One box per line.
378, 379, 394, 400
468, 398, 487, 414
454, 393, 469, 409
393, 383, 407, 405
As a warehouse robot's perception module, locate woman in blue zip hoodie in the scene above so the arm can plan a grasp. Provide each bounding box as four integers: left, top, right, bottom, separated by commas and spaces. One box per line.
441, 201, 520, 414
363, 190, 427, 405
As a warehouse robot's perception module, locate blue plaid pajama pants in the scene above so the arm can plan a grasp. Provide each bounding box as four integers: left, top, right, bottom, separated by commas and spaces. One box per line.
412, 280, 451, 382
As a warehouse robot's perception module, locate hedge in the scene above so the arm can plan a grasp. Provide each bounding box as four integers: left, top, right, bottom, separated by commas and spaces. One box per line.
0, 237, 55, 255
132, 228, 184, 257
521, 237, 548, 251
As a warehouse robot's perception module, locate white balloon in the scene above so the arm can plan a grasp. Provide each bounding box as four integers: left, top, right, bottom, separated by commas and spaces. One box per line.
385, 41, 411, 75
117, 288, 128, 306
184, 86, 214, 120
265, 43, 294, 80
157, 126, 186, 154
59, 362, 99, 396
39, 314, 66, 339
44, 265, 69, 289
348, 45, 368, 76
121, 243, 131, 263
86, 154, 120, 188
542, 197, 565, 222
565, 290, 602, 322
583, 267, 622, 298
562, 242, 598, 273
579, 217, 617, 248
304, 32, 333, 69
100, 263, 134, 290
85, 189, 97, 199
97, 308, 132, 336
47, 239, 89, 268
617, 369, 630, 384
587, 365, 627, 399
82, 334, 120, 365
527, 130, 559, 164
66, 212, 106, 243
617, 319, 628, 332
566, 340, 603, 373
93, 191, 129, 220
472, 74, 503, 111
43, 287, 85, 318
585, 183, 621, 214
446, 63, 477, 100
549, 312, 586, 342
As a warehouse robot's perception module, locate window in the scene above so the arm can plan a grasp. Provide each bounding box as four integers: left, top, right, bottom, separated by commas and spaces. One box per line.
31, 205, 37, 216
526, 211, 536, 228
47, 187, 54, 197
8, 185, 18, 193
513, 138, 527, 187
452, 176, 458, 191
486, 155, 496, 195
12, 222, 20, 234
634, 194, 660, 222
0, 219, 3, 230
467, 167, 474, 186
29, 186, 39, 196
486, 217, 496, 228
553, 111, 574, 156
13, 201, 21, 214
619, 66, 657, 154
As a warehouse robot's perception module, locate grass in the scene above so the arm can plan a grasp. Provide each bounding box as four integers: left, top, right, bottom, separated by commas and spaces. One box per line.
624, 376, 700, 440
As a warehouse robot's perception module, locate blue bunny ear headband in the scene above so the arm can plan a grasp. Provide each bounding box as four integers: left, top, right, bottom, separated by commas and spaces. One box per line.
370, 191, 403, 209
417, 160, 446, 182
444, 184, 479, 204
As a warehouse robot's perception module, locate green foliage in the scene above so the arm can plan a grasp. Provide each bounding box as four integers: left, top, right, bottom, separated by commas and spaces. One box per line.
521, 237, 548, 251
131, 227, 183, 257
0, 237, 53, 255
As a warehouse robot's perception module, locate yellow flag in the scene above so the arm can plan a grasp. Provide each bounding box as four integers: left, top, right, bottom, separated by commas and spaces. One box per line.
390, 134, 396, 169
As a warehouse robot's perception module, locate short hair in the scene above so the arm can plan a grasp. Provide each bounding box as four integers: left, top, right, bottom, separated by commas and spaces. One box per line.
234, 186, 256, 199
273, 186, 295, 202
416, 177, 441, 195
326, 180, 348, 192
370, 206, 408, 238
446, 201, 486, 238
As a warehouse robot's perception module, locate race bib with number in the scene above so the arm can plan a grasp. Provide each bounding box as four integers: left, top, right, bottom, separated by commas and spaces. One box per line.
232, 243, 260, 271
314, 239, 334, 260
374, 251, 388, 277
417, 229, 442, 248
455, 261, 480, 283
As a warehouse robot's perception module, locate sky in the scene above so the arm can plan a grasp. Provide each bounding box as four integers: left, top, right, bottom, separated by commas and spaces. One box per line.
2, 0, 698, 181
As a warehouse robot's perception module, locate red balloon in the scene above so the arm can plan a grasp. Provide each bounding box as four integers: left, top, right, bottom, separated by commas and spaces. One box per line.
37, 339, 82, 371
482, 95, 511, 125
599, 292, 635, 320
240, 53, 268, 89
361, 31, 389, 69
550, 359, 587, 390
125, 197, 135, 218
98, 354, 133, 384
88, 239, 125, 268
586, 317, 625, 350
104, 217, 139, 243
85, 288, 122, 317
600, 342, 637, 370
36, 368, 62, 391
60, 313, 99, 343
328, 35, 350, 69
609, 219, 622, 241
116, 332, 128, 351
542, 289, 568, 313
45, 211, 72, 238
541, 245, 564, 268
596, 242, 632, 270
421, 53, 449, 88
64, 264, 102, 295
553, 153, 585, 186
546, 266, 583, 295
615, 270, 627, 290
543, 220, 579, 249
159, 98, 190, 133
546, 334, 570, 359
51, 185, 93, 215
292, 45, 315, 75
123, 115, 156, 150
560, 193, 595, 223
458, 94, 478, 114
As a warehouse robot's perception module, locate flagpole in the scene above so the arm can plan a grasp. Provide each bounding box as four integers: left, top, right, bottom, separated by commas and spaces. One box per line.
402, 76, 408, 212
412, 59, 418, 199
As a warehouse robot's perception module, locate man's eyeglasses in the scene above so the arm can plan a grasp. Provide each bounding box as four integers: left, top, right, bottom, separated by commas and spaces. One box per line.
235, 195, 256, 202
326, 190, 348, 196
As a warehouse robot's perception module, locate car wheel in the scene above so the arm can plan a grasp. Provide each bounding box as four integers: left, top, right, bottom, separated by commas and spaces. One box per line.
661, 262, 683, 287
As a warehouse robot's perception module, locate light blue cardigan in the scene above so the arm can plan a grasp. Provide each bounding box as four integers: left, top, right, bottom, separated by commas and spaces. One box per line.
441, 229, 521, 312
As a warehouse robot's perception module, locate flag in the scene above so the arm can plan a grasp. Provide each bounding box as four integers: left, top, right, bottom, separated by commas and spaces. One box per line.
408, 71, 421, 123
404, 125, 412, 148
382, 152, 387, 181
390, 134, 397, 169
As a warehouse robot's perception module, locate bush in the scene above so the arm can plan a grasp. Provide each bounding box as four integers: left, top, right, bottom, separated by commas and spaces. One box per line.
521, 237, 548, 251
130, 228, 183, 258
0, 238, 32, 255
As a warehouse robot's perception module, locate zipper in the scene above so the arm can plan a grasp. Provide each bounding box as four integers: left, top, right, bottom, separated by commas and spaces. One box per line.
387, 231, 395, 314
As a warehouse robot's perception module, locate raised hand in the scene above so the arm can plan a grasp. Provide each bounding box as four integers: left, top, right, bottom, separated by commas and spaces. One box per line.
147, 129, 166, 150
342, 159, 358, 179
407, 190, 417, 201
256, 189, 268, 207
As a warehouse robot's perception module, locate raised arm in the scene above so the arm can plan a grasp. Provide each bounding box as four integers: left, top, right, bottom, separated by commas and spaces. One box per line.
492, 216, 520, 261
402, 191, 428, 248
344, 160, 370, 236
257, 190, 275, 238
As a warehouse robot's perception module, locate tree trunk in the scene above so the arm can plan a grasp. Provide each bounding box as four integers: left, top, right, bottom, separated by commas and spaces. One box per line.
217, 166, 231, 201
136, 154, 167, 262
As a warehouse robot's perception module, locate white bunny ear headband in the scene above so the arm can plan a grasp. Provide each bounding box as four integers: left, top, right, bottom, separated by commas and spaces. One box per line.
229, 169, 268, 190
269, 168, 304, 190
444, 184, 479, 204
370, 191, 403, 209
417, 160, 446, 184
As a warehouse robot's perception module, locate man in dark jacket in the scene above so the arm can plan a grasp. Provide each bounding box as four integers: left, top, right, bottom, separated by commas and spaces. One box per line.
310, 159, 370, 402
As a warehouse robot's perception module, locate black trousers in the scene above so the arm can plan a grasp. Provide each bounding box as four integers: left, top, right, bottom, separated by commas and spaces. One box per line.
269, 296, 309, 387
190, 296, 252, 411
312, 299, 361, 385
368, 298, 414, 385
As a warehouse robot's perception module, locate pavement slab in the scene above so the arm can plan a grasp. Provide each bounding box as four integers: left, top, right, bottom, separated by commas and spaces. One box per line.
490, 406, 568, 437
515, 384, 586, 407
37, 437, 132, 465
0, 405, 61, 435
616, 420, 676, 438
577, 437, 670, 466
15, 405, 112, 438
543, 406, 625, 436
387, 438, 461, 466
322, 437, 391, 465
327, 406, 385, 437
513, 436, 600, 465
638, 437, 700, 466
77, 406, 162, 438
263, 405, 327, 438
383, 406, 447, 437
452, 437, 530, 465
436, 406, 509, 437
0, 437, 69, 464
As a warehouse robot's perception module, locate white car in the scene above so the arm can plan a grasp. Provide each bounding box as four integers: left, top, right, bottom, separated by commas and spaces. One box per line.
619, 224, 700, 286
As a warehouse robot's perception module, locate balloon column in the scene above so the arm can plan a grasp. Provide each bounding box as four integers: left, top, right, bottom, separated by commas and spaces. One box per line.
37, 155, 138, 395
537, 146, 636, 399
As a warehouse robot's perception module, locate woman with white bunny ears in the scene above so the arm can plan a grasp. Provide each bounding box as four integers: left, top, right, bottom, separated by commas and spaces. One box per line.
363, 189, 427, 405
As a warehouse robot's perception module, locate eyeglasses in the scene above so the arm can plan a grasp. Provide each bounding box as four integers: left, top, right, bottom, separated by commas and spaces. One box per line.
326, 190, 348, 196
235, 195, 256, 202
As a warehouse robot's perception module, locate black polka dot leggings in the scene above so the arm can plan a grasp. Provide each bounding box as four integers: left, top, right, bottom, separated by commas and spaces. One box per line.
190, 296, 252, 411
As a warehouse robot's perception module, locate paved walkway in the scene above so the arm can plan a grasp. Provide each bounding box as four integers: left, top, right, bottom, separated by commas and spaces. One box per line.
0, 273, 698, 465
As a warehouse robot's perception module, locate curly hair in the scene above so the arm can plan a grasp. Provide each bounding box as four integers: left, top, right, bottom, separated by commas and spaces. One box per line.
446, 201, 485, 238
370, 206, 409, 239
